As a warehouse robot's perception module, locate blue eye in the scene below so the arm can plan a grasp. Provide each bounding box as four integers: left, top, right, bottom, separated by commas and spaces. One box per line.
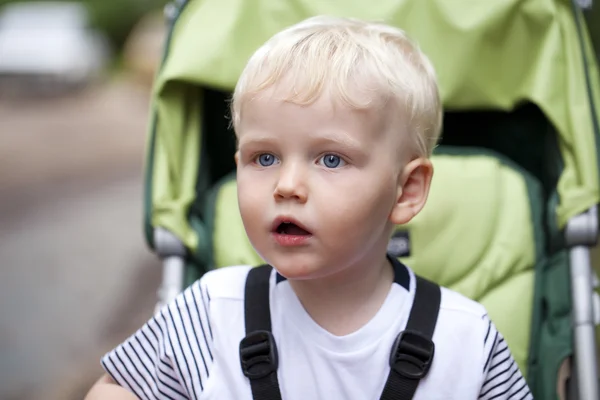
319, 154, 345, 168
257, 153, 278, 166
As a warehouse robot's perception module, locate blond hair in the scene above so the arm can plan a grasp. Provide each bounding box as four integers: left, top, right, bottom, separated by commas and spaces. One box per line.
231, 16, 442, 157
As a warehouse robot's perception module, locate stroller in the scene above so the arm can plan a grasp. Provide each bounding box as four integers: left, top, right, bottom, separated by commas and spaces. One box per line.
142, 0, 600, 398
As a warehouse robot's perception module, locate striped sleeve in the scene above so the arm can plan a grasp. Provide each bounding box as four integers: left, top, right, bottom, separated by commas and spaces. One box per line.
479, 316, 533, 400
101, 279, 215, 400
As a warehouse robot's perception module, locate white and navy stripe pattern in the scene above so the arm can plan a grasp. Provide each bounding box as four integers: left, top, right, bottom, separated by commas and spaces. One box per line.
479, 315, 533, 400
102, 281, 214, 400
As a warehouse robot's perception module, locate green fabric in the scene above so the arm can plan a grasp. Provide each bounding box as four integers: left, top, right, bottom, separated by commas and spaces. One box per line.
205, 151, 544, 380
147, 0, 600, 251
150, 83, 203, 251
528, 250, 572, 400
209, 173, 264, 269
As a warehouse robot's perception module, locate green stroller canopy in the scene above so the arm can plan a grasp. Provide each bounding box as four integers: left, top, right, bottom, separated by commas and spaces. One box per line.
148, 0, 600, 253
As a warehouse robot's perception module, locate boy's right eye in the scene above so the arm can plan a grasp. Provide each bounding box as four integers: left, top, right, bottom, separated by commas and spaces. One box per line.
256, 153, 279, 167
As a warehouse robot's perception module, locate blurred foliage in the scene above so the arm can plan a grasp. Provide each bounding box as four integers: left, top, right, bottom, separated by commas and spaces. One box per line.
84, 0, 168, 51
0, 0, 168, 51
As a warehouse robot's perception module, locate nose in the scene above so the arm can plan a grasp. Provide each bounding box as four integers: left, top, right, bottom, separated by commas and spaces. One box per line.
274, 161, 308, 203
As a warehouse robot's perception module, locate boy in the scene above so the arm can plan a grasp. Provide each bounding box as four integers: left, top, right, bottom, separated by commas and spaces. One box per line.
86, 16, 532, 400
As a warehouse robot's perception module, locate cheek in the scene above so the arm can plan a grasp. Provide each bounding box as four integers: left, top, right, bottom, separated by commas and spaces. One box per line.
317, 171, 396, 227
237, 175, 264, 224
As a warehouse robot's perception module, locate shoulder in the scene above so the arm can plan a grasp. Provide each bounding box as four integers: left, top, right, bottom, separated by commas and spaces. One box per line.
423, 286, 496, 391
417, 286, 532, 399
435, 286, 492, 347
195, 265, 254, 301
100, 265, 258, 399
151, 265, 253, 326
433, 286, 492, 356
439, 286, 487, 318
409, 270, 489, 333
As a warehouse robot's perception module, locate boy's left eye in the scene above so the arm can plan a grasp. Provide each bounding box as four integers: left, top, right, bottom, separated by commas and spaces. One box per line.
318, 154, 346, 169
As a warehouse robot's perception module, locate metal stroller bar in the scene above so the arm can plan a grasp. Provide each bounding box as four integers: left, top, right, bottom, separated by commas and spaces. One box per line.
154, 227, 186, 312
566, 206, 599, 400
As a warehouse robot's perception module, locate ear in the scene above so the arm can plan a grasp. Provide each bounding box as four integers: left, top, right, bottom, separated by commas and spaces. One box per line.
234, 151, 240, 166
389, 158, 434, 225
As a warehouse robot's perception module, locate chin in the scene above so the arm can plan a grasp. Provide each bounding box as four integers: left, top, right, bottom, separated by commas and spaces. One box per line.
263, 252, 323, 280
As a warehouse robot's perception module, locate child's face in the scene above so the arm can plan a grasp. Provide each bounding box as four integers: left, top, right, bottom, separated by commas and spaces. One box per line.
235, 87, 432, 280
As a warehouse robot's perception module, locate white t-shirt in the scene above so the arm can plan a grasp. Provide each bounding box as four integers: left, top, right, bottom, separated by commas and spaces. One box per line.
101, 259, 533, 400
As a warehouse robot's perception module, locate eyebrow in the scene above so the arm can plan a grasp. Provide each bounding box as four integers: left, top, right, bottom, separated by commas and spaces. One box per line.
309, 131, 363, 150
237, 135, 277, 149
238, 131, 363, 150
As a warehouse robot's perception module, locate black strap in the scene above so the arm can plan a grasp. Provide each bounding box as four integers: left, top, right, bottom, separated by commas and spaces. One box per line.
240, 265, 283, 400
380, 276, 441, 399
240, 266, 441, 400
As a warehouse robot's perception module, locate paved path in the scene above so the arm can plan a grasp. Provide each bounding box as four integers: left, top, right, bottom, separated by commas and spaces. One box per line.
0, 81, 161, 399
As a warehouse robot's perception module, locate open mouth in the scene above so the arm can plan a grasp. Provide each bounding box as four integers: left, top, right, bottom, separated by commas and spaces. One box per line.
273, 220, 312, 236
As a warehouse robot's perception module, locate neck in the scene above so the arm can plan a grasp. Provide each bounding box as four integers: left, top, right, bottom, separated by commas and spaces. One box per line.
288, 253, 394, 336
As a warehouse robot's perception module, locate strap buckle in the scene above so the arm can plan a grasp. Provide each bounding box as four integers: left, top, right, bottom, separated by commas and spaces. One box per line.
389, 330, 435, 380
239, 331, 279, 380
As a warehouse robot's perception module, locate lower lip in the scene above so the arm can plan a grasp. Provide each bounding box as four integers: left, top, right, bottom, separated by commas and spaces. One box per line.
272, 233, 312, 246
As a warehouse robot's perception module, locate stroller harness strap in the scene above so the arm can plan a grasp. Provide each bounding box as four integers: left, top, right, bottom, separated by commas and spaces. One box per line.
239, 265, 441, 400
240, 265, 282, 400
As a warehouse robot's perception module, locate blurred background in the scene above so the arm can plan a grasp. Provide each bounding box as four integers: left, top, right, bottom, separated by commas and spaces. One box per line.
0, 1, 600, 399
0, 0, 167, 399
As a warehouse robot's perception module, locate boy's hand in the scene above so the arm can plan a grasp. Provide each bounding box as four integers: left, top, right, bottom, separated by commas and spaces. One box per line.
85, 374, 138, 400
